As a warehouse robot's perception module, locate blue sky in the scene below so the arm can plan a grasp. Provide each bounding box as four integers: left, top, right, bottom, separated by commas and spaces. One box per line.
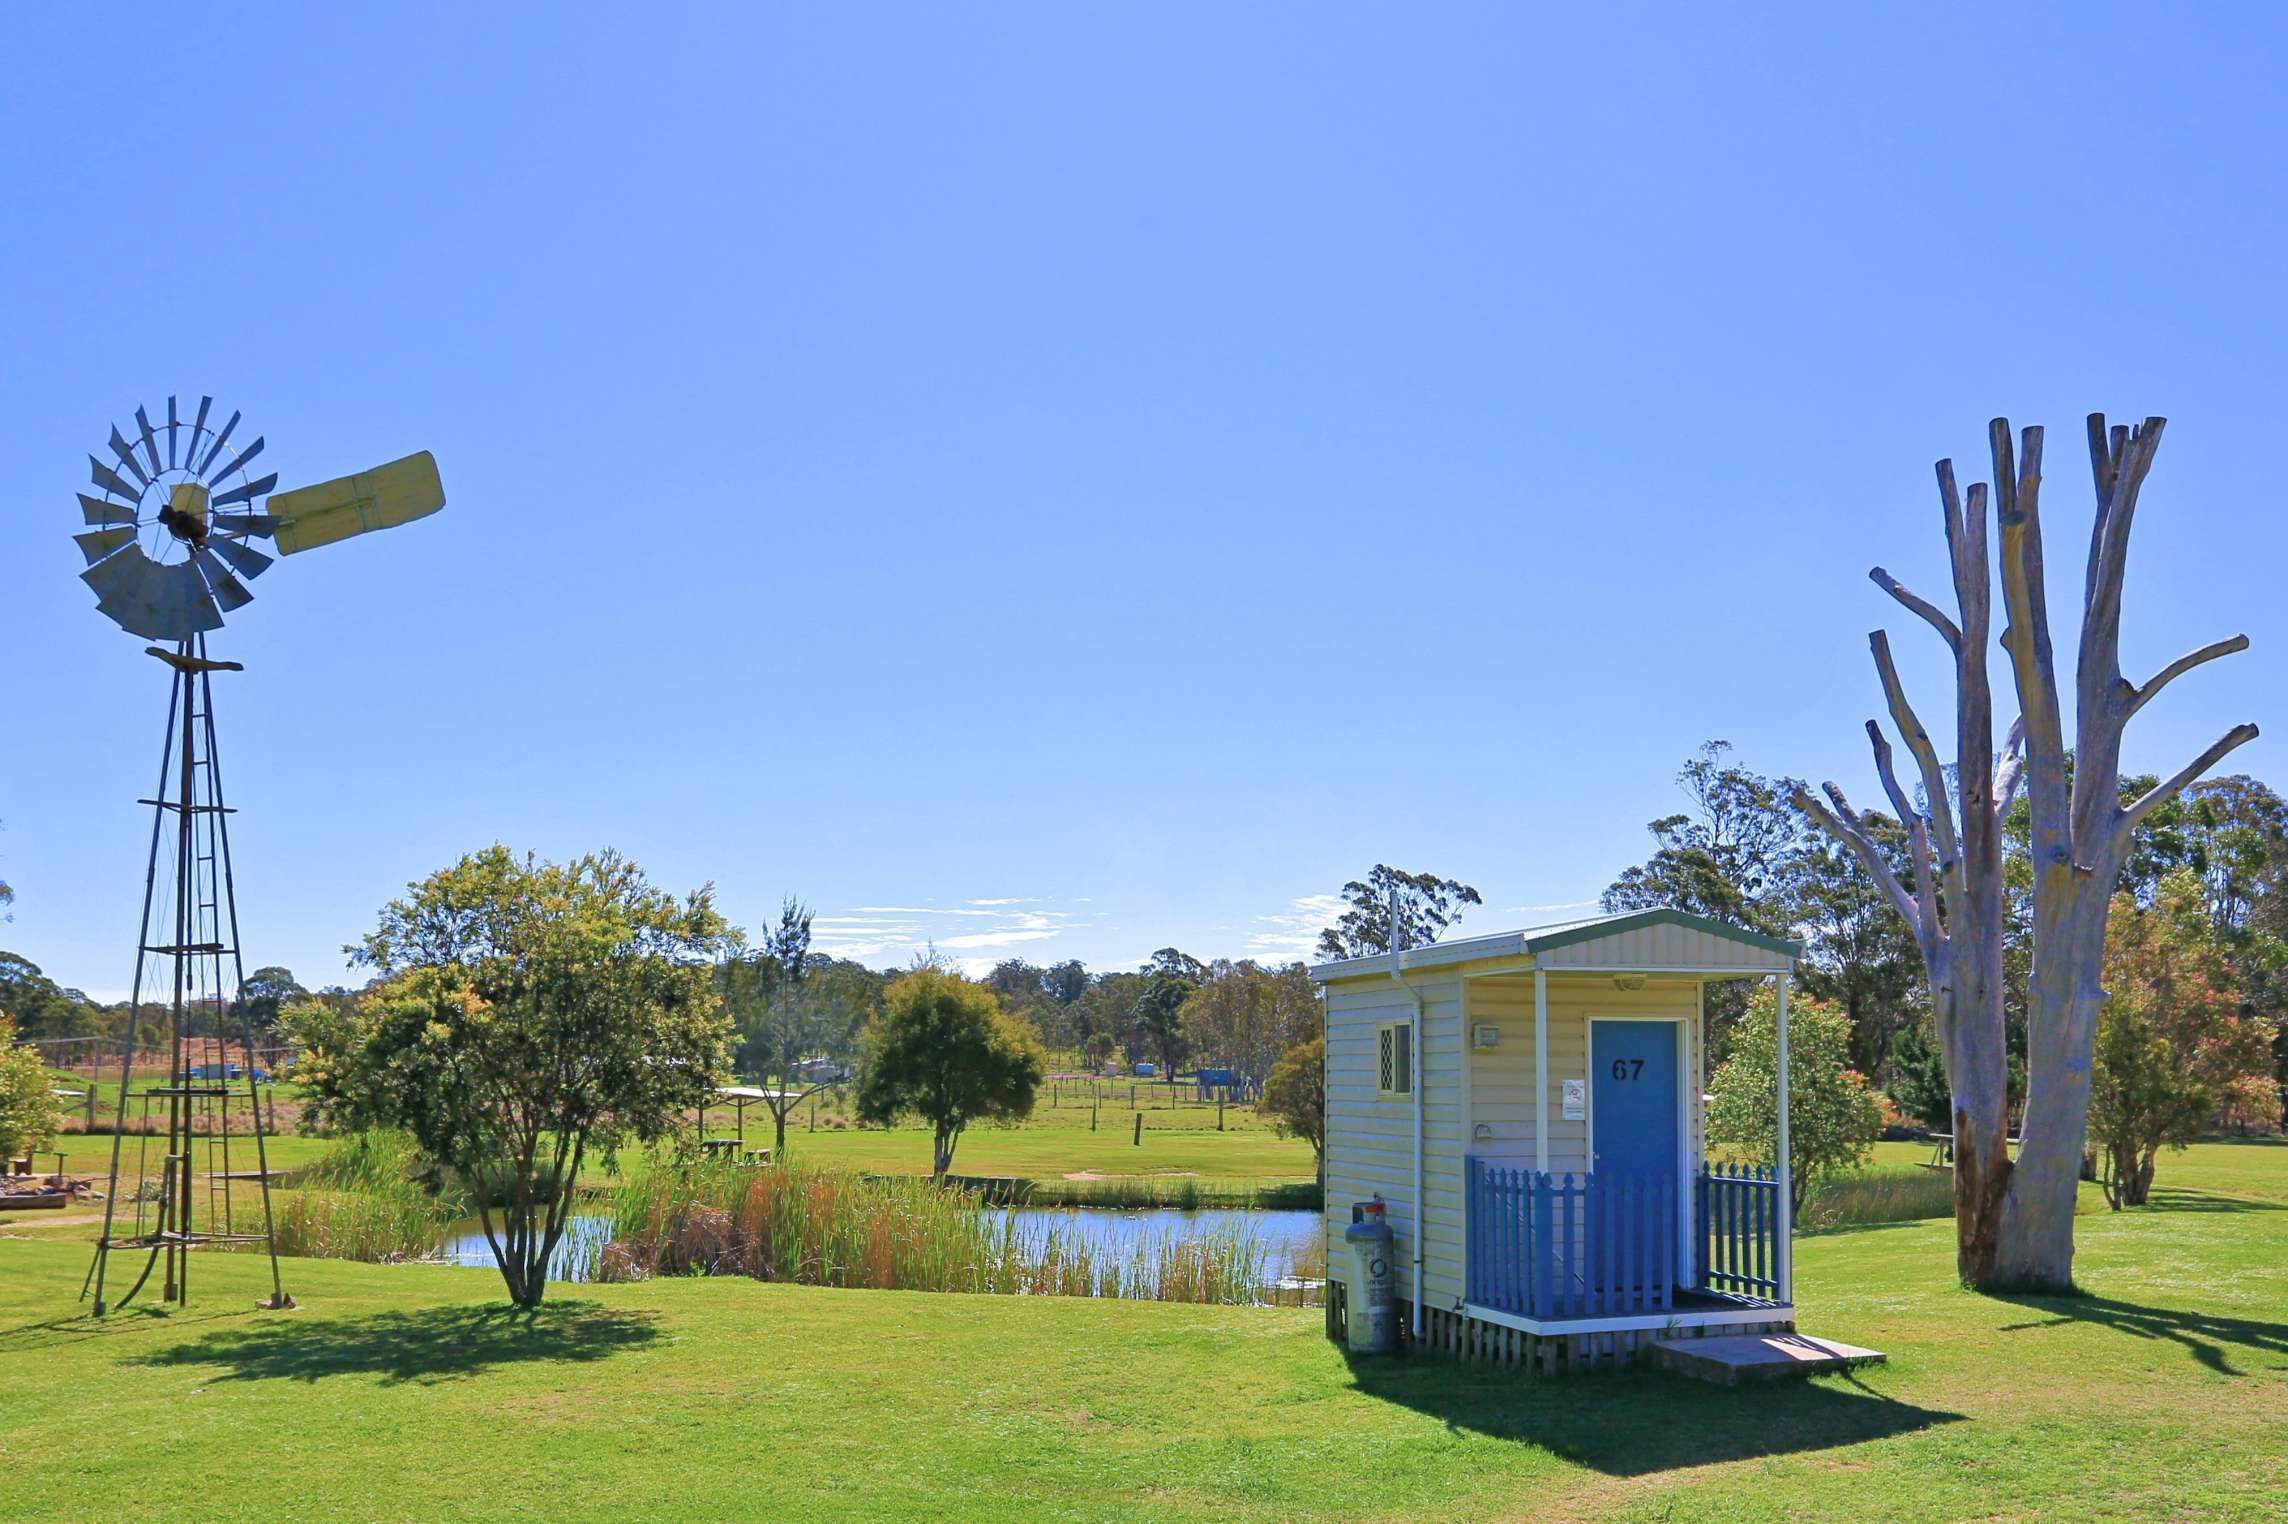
3, 5, 2280, 994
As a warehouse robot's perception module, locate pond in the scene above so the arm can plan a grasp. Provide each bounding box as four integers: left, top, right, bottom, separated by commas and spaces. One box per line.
433, 1206, 1323, 1287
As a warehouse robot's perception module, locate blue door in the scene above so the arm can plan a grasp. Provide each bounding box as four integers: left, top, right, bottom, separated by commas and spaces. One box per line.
1591, 1020, 1679, 1179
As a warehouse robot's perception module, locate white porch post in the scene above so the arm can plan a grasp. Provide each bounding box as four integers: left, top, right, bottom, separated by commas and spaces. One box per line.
1533, 967, 1549, 1176
1774, 971, 1793, 1304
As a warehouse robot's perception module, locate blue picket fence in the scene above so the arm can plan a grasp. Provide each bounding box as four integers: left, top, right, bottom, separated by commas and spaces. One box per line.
1696, 1162, 1782, 1300
1465, 1158, 1677, 1320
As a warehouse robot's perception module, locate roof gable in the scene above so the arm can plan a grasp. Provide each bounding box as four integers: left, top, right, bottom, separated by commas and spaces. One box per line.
1308, 907, 1797, 982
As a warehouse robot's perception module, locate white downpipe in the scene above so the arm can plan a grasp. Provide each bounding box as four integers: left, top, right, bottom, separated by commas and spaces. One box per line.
1533, 968, 1549, 1176
1775, 972, 1793, 1304
1388, 931, 1427, 1343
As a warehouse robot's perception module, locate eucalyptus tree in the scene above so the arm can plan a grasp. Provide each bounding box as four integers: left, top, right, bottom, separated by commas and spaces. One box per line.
1315, 866, 1483, 960
1800, 416, 2255, 1289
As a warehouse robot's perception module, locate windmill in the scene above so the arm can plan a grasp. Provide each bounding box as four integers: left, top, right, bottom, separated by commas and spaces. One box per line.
75, 396, 445, 1315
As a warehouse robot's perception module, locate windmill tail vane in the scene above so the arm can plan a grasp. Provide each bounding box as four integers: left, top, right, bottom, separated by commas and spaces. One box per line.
74, 395, 446, 1316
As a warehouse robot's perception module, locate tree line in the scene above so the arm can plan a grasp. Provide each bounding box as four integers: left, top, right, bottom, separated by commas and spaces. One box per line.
1609, 739, 2285, 1204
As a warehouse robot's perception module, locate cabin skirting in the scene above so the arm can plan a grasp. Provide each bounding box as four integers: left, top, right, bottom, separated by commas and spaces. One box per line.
1325, 1283, 1794, 1375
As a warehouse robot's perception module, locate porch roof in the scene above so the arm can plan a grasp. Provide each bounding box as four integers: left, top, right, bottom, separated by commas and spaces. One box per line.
1306, 907, 1797, 983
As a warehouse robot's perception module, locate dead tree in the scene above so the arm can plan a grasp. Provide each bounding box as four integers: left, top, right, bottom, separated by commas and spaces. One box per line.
1800, 416, 2255, 1291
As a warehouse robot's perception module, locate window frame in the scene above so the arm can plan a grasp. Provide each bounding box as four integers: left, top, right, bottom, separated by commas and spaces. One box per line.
1376, 1018, 1413, 1099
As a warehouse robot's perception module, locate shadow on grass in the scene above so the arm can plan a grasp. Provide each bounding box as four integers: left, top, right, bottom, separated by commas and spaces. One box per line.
1345, 1355, 1960, 1476
1993, 1291, 2288, 1378
132, 1300, 659, 1387
2138, 1187, 2282, 1214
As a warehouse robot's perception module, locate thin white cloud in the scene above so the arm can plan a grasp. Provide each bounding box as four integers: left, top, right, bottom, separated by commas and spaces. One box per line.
937, 928, 1062, 950
809, 897, 1083, 967
1246, 893, 1346, 956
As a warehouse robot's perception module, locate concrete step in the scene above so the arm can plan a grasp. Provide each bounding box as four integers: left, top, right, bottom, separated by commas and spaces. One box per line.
1651, 1332, 1886, 1385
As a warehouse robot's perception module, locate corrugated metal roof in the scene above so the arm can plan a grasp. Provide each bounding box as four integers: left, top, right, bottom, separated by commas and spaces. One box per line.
1306, 906, 1798, 981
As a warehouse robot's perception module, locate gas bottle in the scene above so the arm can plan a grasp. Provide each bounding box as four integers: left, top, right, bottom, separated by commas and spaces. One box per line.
1343, 1199, 1398, 1353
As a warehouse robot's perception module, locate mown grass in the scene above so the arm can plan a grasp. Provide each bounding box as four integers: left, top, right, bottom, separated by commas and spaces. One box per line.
2, 1142, 2283, 1521
600, 1156, 1283, 1303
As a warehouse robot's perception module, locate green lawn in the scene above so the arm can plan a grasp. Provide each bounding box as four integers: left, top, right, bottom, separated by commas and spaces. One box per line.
2, 1144, 2281, 1520
725, 1086, 1317, 1185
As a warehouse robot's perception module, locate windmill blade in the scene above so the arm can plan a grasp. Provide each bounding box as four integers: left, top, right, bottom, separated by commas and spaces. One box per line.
211, 435, 265, 483
82, 542, 152, 602
196, 410, 241, 477
270, 450, 445, 555
90, 454, 142, 503
207, 534, 274, 580
74, 527, 136, 564
189, 395, 213, 457
134, 408, 163, 477
213, 511, 279, 537
158, 560, 225, 635
79, 493, 137, 527
108, 427, 152, 488
167, 396, 179, 468
210, 470, 277, 507
193, 548, 255, 611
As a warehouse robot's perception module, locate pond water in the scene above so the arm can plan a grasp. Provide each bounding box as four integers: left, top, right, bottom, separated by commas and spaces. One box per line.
433, 1206, 1323, 1286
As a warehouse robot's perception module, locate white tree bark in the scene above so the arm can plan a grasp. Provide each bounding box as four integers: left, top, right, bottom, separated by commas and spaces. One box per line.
1801, 415, 2254, 1290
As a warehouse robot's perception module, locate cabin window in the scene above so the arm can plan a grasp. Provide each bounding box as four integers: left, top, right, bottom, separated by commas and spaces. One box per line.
1376, 1020, 1412, 1098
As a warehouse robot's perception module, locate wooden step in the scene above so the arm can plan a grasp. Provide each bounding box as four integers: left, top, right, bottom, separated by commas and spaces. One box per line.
1651, 1332, 1886, 1385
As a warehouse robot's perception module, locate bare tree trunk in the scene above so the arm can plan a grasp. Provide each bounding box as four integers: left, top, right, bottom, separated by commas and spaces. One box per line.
1803, 415, 2253, 1292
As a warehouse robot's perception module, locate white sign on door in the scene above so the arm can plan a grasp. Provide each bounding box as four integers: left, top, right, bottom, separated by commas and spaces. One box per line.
1561, 1078, 1586, 1121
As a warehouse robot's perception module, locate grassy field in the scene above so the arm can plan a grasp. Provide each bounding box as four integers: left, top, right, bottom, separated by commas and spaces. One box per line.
721, 1083, 1320, 1188
1, 1140, 2280, 1521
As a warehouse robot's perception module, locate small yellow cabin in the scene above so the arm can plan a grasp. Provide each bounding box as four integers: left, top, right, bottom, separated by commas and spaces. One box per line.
1311, 908, 1804, 1371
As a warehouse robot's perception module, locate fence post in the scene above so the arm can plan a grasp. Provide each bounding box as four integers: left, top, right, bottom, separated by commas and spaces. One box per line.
1133, 1113, 1142, 1147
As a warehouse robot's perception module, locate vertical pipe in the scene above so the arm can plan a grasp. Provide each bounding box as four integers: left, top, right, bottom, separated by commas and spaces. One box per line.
1532, 968, 1548, 1176
1775, 972, 1793, 1304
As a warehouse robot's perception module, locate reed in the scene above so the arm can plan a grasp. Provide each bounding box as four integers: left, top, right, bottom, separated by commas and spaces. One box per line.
599, 1157, 1297, 1304
228, 1129, 461, 1262
232, 1181, 460, 1262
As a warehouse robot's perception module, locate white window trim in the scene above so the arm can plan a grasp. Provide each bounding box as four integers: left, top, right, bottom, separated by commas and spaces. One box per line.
1376, 1019, 1413, 1098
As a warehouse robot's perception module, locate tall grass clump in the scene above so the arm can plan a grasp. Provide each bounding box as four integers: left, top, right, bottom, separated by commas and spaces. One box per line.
1798, 1163, 1955, 1231
599, 1157, 1286, 1303
228, 1129, 461, 1262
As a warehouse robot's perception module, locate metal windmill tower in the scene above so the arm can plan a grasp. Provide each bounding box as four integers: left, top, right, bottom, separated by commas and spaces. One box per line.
74, 397, 445, 1314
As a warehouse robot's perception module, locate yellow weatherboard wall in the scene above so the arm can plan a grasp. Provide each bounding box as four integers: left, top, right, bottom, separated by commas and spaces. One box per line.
271, 451, 445, 554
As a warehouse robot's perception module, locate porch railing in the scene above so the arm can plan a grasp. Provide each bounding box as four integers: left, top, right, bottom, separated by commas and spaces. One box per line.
1465, 1158, 1676, 1320
1696, 1162, 1782, 1300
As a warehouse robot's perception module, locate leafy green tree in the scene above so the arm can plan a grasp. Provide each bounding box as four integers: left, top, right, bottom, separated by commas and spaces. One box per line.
1315, 867, 1483, 961
1131, 970, 1195, 1076
855, 969, 1043, 1176
2090, 873, 2282, 1207
228, 966, 307, 1044
1888, 1021, 1954, 1133
1180, 960, 1318, 1089
1707, 983, 1882, 1215
0, 1014, 62, 1163
291, 845, 730, 1307
721, 898, 865, 1151
1261, 1035, 1326, 1181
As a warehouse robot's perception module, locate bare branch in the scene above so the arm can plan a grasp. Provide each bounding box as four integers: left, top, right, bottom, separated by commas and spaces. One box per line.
1869, 568, 1962, 651
1799, 785, 1928, 955
2127, 634, 2251, 721
1994, 716, 2028, 819
1868, 630, 1964, 892
1994, 419, 2070, 859
1907, 812, 1942, 947
2116, 723, 2261, 848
